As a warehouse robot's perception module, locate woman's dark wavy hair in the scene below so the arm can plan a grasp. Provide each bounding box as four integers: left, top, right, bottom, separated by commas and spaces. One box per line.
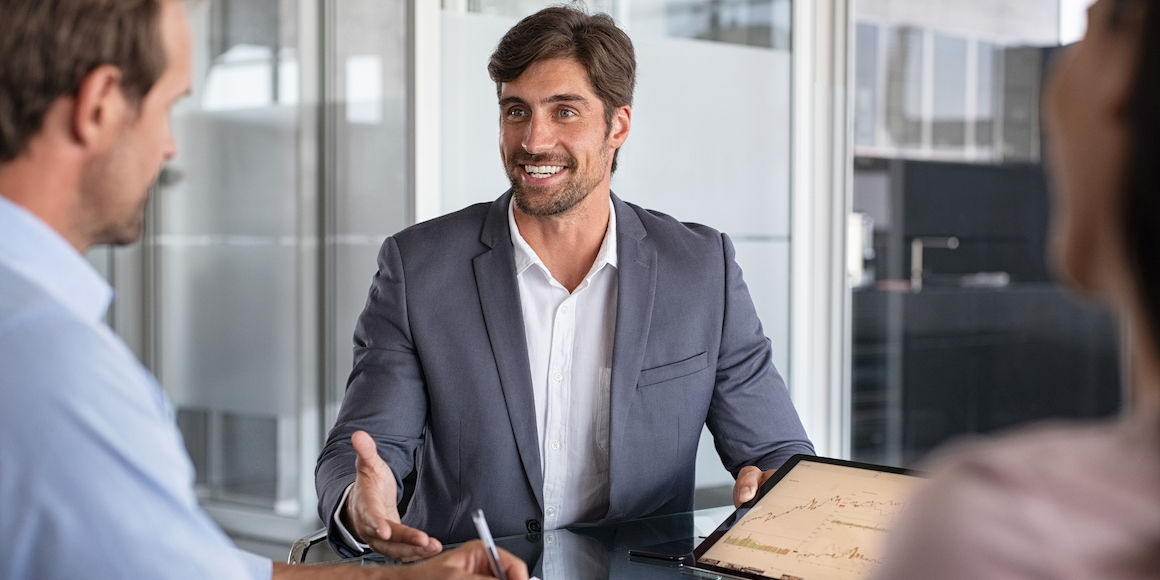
1118, 0, 1160, 348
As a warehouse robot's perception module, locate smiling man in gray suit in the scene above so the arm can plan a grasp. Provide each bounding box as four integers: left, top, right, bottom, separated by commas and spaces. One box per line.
315, 5, 814, 561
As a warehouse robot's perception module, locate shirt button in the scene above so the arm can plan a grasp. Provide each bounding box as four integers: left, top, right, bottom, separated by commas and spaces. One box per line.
550, 441, 561, 451
553, 373, 563, 382
546, 506, 556, 517
545, 533, 555, 544
561, 305, 569, 314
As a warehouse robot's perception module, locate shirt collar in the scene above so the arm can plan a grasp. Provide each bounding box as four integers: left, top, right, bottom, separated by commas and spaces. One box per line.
508, 195, 619, 280
0, 195, 113, 322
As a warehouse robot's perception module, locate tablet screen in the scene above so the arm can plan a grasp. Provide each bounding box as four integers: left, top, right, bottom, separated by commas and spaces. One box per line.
693, 456, 923, 580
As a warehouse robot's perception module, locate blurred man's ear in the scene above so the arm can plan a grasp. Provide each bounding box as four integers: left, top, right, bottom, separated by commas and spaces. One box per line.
70, 65, 129, 154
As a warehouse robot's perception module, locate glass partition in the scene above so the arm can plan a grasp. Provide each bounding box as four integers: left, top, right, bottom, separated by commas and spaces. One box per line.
160, 0, 305, 515
326, 0, 409, 427
126, 0, 408, 541
849, 0, 1121, 467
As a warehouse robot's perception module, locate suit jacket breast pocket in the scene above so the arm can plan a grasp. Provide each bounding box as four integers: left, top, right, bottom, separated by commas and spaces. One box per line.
637, 351, 708, 387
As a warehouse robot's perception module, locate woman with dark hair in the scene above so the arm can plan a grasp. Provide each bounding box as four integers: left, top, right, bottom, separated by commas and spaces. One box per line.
871, 0, 1160, 578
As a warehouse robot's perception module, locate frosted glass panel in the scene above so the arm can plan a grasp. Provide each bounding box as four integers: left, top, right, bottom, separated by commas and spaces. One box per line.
158, 0, 304, 513
330, 0, 408, 403
161, 111, 300, 418
615, 38, 790, 238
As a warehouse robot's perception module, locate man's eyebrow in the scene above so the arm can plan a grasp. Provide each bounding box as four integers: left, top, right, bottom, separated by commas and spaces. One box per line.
498, 94, 590, 107
545, 93, 588, 105
499, 96, 528, 108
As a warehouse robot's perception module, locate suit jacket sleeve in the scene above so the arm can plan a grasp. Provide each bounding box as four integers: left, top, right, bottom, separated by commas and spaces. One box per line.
707, 232, 814, 475
315, 235, 427, 555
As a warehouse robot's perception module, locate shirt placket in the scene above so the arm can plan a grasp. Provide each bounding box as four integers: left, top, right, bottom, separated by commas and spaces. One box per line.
542, 289, 577, 530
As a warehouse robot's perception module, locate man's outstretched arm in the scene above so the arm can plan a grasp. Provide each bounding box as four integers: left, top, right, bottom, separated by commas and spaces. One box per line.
316, 236, 432, 558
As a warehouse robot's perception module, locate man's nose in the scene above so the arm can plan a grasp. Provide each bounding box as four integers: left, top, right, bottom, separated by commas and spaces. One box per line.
521, 115, 556, 154
162, 128, 178, 162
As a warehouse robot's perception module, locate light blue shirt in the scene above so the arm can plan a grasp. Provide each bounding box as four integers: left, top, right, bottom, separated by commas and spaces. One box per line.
0, 196, 272, 579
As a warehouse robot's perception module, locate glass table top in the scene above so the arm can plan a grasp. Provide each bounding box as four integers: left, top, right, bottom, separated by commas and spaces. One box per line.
346, 506, 735, 579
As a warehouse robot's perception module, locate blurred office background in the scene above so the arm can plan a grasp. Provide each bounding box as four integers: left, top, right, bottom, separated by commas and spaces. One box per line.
86, 0, 1115, 552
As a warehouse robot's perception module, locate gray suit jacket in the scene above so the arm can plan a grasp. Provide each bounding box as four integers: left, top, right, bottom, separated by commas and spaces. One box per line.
315, 192, 813, 553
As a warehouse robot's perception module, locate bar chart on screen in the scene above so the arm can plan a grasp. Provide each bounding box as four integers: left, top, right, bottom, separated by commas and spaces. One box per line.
698, 462, 920, 580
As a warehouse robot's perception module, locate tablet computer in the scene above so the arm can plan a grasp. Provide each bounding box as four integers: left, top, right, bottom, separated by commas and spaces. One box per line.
688, 454, 923, 580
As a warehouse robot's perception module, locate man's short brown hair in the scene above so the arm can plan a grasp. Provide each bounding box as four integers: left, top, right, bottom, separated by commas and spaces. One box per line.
0, 0, 168, 163
488, 5, 636, 172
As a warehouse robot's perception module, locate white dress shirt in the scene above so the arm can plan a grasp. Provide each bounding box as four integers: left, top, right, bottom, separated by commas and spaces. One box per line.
0, 196, 271, 579
508, 197, 618, 530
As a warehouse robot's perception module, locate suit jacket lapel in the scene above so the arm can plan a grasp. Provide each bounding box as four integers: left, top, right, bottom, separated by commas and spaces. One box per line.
607, 194, 657, 516
473, 191, 544, 509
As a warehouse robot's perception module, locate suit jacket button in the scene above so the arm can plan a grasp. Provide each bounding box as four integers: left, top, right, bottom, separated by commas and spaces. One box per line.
526, 519, 541, 533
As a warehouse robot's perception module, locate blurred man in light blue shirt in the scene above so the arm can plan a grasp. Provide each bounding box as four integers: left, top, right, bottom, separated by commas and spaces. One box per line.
0, 1, 525, 578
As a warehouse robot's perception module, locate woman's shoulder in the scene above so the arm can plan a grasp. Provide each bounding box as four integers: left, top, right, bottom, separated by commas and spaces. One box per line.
872, 417, 1160, 580
928, 418, 1130, 477
924, 416, 1157, 496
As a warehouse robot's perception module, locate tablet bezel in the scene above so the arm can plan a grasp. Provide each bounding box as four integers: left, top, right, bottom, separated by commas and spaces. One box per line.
687, 454, 921, 580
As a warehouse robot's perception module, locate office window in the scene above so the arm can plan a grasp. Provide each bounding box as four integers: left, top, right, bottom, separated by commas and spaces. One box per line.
931, 34, 966, 148
976, 41, 997, 153
885, 27, 924, 149
664, 0, 791, 49
854, 23, 880, 147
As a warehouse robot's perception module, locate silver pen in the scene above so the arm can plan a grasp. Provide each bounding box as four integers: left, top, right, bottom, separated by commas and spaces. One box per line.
471, 509, 510, 580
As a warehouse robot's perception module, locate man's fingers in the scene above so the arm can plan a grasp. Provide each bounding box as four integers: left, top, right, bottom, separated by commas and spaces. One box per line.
352, 430, 388, 477
496, 546, 531, 580
758, 468, 776, 488
429, 541, 530, 580
386, 520, 434, 547
364, 520, 443, 562
355, 513, 395, 543
368, 535, 444, 562
733, 465, 763, 507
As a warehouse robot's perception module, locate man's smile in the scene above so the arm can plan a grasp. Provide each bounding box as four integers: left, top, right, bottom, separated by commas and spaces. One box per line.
523, 164, 567, 179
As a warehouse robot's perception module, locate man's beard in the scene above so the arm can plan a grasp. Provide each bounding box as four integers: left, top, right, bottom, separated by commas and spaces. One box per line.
94, 195, 148, 246
506, 149, 607, 217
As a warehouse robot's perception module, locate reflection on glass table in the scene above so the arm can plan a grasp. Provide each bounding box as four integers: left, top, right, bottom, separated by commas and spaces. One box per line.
337, 506, 734, 579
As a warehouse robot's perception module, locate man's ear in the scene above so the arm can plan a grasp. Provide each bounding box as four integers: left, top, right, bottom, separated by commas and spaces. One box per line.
71, 65, 128, 153
608, 105, 631, 149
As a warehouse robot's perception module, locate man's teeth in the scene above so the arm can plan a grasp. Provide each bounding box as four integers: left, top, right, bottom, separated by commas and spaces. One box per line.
525, 165, 564, 178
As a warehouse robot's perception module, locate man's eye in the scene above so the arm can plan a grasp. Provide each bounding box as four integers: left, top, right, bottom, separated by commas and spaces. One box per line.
558, 109, 576, 117
507, 108, 527, 117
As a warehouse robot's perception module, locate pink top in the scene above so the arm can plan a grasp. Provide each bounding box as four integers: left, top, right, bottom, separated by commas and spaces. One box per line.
872, 411, 1160, 580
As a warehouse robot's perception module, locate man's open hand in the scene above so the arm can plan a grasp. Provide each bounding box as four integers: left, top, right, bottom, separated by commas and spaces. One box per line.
732, 465, 777, 507
345, 430, 443, 561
